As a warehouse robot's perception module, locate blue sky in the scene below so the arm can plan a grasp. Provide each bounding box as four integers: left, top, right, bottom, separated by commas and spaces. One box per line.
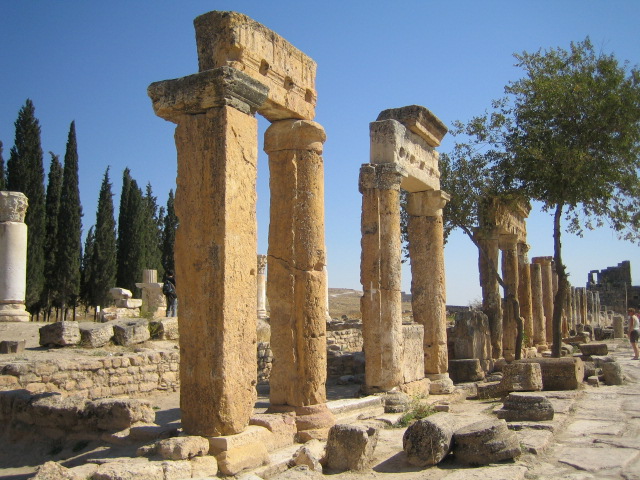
1, 1, 638, 305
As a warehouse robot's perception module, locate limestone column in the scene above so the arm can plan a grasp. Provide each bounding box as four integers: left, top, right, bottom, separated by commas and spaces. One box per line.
500, 234, 519, 361
594, 292, 601, 325
529, 263, 546, 346
359, 163, 404, 393
148, 66, 268, 436
265, 119, 329, 408
533, 257, 554, 344
0, 192, 29, 322
580, 288, 588, 326
407, 189, 450, 382
564, 282, 573, 334
517, 243, 533, 347
257, 254, 267, 319
135, 269, 166, 318
571, 286, 578, 327
476, 229, 502, 359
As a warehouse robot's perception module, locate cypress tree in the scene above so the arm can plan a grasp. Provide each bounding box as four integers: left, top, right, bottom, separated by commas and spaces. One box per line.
0, 141, 6, 191
142, 183, 163, 276
7, 99, 46, 315
90, 167, 117, 308
80, 227, 95, 309
123, 180, 145, 292
42, 153, 64, 319
116, 168, 132, 288
55, 121, 83, 319
162, 189, 178, 274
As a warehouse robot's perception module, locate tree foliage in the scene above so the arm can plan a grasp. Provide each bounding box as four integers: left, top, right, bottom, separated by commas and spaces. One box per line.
0, 141, 6, 191
162, 189, 178, 274
42, 152, 63, 318
7, 99, 46, 314
116, 168, 133, 290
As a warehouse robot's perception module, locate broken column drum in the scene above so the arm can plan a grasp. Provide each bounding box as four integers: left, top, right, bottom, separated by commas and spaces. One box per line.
0, 192, 30, 322
360, 105, 450, 394
149, 11, 328, 435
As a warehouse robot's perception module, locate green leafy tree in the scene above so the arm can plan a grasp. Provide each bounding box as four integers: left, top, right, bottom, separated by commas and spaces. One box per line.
42, 152, 64, 320
55, 121, 83, 319
162, 189, 178, 274
90, 167, 117, 308
116, 168, 133, 289
7, 99, 46, 315
0, 141, 6, 190
503, 38, 640, 356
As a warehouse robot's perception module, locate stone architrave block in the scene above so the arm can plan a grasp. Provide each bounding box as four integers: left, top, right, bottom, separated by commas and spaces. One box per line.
500, 362, 543, 392
516, 357, 585, 390
578, 343, 608, 356
448, 359, 485, 383
109, 288, 132, 300
453, 419, 521, 465
39, 321, 81, 347
403, 412, 459, 466
149, 317, 179, 340
0, 340, 26, 354
602, 362, 624, 385
79, 322, 114, 348
496, 392, 554, 421
325, 424, 379, 471
402, 323, 425, 384
156, 436, 209, 460
112, 319, 151, 346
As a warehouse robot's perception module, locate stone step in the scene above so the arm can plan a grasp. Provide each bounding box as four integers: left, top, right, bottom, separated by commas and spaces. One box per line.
327, 395, 384, 423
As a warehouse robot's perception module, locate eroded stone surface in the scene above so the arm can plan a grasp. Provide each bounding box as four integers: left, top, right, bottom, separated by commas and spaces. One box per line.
39, 321, 81, 347
453, 419, 521, 465
403, 412, 457, 466
325, 423, 379, 471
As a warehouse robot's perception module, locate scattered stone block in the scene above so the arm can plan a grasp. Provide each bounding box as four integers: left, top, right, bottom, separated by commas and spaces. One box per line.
403, 412, 457, 466
112, 319, 151, 346
208, 425, 273, 455
216, 442, 270, 476
448, 359, 485, 383
602, 361, 624, 385
250, 413, 297, 451
190, 455, 219, 478
476, 381, 504, 400
383, 391, 410, 413
587, 376, 600, 386
453, 419, 521, 465
579, 343, 608, 356
402, 323, 426, 383
85, 398, 155, 431
32, 461, 76, 479
294, 403, 335, 441
271, 465, 325, 480
115, 298, 143, 309
291, 444, 323, 472
0, 339, 25, 353
325, 423, 379, 471
496, 392, 554, 421
149, 317, 179, 340
109, 287, 133, 299
92, 461, 164, 480
161, 460, 192, 480
156, 435, 209, 460
500, 363, 543, 392
39, 321, 81, 347
516, 357, 584, 390
79, 322, 113, 348
449, 310, 492, 371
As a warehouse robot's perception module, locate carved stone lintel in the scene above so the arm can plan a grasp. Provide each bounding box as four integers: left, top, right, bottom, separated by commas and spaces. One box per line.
0, 192, 28, 223
376, 105, 448, 147
148, 66, 269, 123
257, 254, 267, 275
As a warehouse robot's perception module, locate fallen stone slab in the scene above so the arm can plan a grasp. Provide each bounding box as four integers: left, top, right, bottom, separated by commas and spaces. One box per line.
216, 442, 270, 476
500, 362, 543, 392
0, 339, 25, 353
579, 343, 608, 356
325, 423, 379, 471
190, 456, 219, 478
39, 321, 81, 347
476, 381, 504, 400
109, 287, 133, 299
403, 412, 458, 467
496, 392, 554, 421
515, 428, 554, 454
156, 435, 209, 460
92, 460, 165, 480
441, 465, 528, 480
557, 445, 639, 472
516, 357, 584, 390
79, 322, 113, 348
84, 398, 155, 431
453, 419, 521, 465
112, 319, 151, 346
448, 358, 485, 383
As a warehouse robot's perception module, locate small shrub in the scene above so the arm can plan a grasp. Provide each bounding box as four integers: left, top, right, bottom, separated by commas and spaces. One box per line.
395, 398, 436, 428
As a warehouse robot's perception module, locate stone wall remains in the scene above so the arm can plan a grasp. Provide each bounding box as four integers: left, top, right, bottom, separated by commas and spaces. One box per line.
326, 319, 364, 352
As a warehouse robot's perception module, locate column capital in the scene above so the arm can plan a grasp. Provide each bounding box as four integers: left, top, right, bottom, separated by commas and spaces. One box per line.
358, 163, 406, 192
532, 256, 553, 266
0, 192, 28, 223
406, 190, 450, 216
148, 66, 269, 123
263, 119, 326, 154
257, 254, 267, 274
499, 233, 519, 250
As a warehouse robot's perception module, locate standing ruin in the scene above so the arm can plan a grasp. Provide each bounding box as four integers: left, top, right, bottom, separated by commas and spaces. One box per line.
359, 105, 451, 395
0, 192, 30, 322
148, 11, 331, 437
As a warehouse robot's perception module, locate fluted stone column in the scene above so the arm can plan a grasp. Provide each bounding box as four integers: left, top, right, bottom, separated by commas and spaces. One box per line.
407, 189, 450, 381
533, 257, 554, 344
257, 254, 267, 319
0, 192, 29, 322
148, 66, 268, 436
500, 234, 519, 361
517, 243, 533, 347
265, 119, 329, 408
476, 229, 502, 359
359, 163, 404, 393
530, 263, 546, 346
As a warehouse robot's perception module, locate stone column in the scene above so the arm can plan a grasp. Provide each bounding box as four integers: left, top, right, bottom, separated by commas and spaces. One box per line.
476, 229, 502, 359
407, 189, 451, 390
265, 119, 329, 408
148, 66, 268, 436
256, 254, 267, 319
135, 269, 166, 318
564, 282, 573, 335
517, 243, 533, 347
571, 286, 578, 327
594, 292, 601, 325
359, 163, 405, 393
533, 257, 554, 344
500, 234, 519, 361
529, 263, 546, 346
580, 288, 588, 326
0, 192, 29, 322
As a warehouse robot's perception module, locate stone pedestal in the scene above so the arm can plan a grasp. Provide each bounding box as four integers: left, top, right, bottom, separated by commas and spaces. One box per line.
529, 263, 546, 347
149, 65, 268, 436
265, 119, 329, 408
407, 189, 449, 377
476, 230, 502, 359
135, 269, 166, 318
0, 192, 29, 322
517, 243, 533, 347
256, 255, 267, 319
500, 234, 519, 361
533, 257, 554, 344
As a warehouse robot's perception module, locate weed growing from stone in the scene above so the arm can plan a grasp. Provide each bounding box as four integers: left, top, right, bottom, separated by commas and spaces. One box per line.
395, 399, 436, 427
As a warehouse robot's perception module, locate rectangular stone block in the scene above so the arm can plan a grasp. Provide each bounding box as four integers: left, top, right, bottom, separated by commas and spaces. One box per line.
79, 322, 114, 348
39, 321, 81, 347
208, 425, 273, 456
402, 324, 425, 384
112, 320, 151, 347
0, 340, 25, 354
